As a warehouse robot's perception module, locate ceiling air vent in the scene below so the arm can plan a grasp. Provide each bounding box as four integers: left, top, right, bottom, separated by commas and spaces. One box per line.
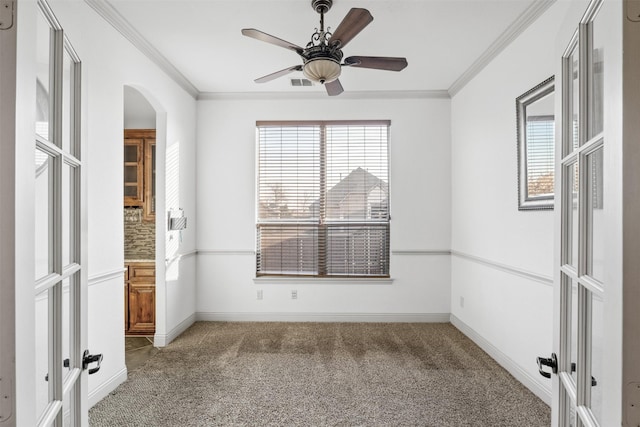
290, 78, 313, 87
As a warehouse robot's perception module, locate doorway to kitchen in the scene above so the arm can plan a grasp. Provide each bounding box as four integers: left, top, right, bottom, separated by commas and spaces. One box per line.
123, 86, 157, 370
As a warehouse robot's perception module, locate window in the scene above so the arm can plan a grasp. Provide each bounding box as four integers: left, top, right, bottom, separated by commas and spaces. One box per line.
525, 116, 555, 197
516, 76, 555, 210
256, 121, 390, 278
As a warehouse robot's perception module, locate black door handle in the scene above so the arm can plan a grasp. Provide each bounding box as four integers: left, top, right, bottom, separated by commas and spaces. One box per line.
536, 353, 558, 378
82, 350, 103, 375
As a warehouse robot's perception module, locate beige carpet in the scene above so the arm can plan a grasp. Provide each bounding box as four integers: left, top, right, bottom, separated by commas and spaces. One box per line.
89, 322, 550, 426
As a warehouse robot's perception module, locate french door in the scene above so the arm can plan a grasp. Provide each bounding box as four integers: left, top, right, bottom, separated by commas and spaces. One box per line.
34, 1, 93, 425
554, 0, 610, 425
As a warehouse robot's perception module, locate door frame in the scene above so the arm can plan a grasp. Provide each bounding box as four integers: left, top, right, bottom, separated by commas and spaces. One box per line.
622, 2, 640, 424
0, 0, 17, 424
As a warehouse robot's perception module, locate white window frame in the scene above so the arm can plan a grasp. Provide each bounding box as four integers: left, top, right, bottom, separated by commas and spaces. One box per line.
255, 120, 391, 279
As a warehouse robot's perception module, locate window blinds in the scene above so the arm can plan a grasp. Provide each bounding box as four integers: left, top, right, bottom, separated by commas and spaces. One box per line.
526, 116, 555, 198
256, 121, 390, 277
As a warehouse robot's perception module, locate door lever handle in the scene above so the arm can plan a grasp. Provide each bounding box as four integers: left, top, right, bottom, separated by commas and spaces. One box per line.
536, 353, 558, 378
82, 350, 103, 375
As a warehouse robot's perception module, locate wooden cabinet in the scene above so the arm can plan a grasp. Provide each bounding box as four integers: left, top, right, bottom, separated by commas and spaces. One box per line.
124, 129, 156, 221
143, 138, 156, 221
124, 139, 144, 206
125, 262, 155, 335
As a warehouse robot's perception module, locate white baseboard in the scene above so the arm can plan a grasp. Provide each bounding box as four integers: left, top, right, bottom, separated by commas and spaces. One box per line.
196, 312, 451, 323
154, 313, 196, 347
450, 314, 552, 406
88, 366, 127, 408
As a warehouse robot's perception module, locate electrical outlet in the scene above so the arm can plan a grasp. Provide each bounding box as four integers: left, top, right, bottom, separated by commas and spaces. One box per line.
460, 296, 465, 308
257, 290, 263, 300
291, 290, 297, 300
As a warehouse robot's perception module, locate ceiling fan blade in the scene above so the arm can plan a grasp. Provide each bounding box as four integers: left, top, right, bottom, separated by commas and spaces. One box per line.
241, 28, 304, 55
344, 56, 408, 71
325, 79, 344, 96
255, 65, 303, 83
329, 8, 373, 49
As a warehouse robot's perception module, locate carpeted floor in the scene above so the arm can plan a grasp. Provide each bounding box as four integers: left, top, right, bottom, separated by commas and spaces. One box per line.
89, 322, 550, 426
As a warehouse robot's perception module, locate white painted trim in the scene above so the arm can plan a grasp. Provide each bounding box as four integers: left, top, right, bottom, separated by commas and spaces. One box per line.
198, 249, 255, 256
199, 249, 452, 257
450, 314, 552, 406
392, 250, 451, 256
196, 312, 450, 323
165, 249, 197, 266
451, 250, 553, 286
153, 313, 196, 347
197, 90, 451, 101
87, 366, 127, 408
87, 268, 125, 287
181, 250, 197, 259
82, 0, 556, 101
83, 0, 198, 98
448, 0, 557, 96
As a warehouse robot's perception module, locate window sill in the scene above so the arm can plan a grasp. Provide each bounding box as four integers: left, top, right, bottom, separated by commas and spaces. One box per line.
253, 276, 394, 286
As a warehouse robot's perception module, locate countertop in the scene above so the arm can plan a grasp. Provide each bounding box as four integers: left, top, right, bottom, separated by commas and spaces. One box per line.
125, 258, 155, 263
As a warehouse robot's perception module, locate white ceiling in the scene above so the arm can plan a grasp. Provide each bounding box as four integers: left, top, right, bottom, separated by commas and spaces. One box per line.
99, 0, 550, 96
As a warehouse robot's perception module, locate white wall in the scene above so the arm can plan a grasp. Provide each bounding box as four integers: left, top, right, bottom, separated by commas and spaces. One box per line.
450, 1, 575, 404
21, 0, 200, 411
123, 85, 156, 129
196, 96, 451, 320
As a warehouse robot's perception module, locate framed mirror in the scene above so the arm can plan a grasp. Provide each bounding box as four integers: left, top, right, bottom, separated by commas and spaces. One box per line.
516, 76, 555, 210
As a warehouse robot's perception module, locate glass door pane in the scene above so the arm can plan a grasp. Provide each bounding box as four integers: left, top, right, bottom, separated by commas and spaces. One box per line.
35, 289, 50, 419
62, 163, 71, 268
590, 23, 604, 138
564, 41, 579, 156
591, 293, 604, 423
62, 278, 72, 383
587, 147, 604, 283
62, 49, 72, 154
36, 11, 51, 141
35, 151, 53, 280
563, 161, 579, 269
570, 279, 579, 385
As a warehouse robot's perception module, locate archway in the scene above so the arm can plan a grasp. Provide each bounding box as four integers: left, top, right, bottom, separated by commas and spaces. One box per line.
123, 85, 167, 355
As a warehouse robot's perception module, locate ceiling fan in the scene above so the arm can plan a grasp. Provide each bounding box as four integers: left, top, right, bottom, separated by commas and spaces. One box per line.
241, 0, 408, 96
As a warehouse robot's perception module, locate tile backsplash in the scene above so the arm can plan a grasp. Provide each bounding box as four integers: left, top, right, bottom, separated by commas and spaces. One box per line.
124, 208, 155, 260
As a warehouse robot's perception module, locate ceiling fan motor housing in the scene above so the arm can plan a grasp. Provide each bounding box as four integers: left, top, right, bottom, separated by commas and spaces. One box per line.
312, 0, 333, 14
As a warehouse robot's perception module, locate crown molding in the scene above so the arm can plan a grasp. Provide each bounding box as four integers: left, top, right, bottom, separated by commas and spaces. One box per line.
85, 0, 553, 101
197, 90, 451, 101
84, 0, 199, 98
447, 0, 556, 97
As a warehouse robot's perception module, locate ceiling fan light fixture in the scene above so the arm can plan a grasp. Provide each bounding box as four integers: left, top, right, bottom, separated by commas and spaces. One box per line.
303, 57, 341, 84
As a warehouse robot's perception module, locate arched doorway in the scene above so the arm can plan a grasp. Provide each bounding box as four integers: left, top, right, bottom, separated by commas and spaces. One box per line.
122, 85, 167, 369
